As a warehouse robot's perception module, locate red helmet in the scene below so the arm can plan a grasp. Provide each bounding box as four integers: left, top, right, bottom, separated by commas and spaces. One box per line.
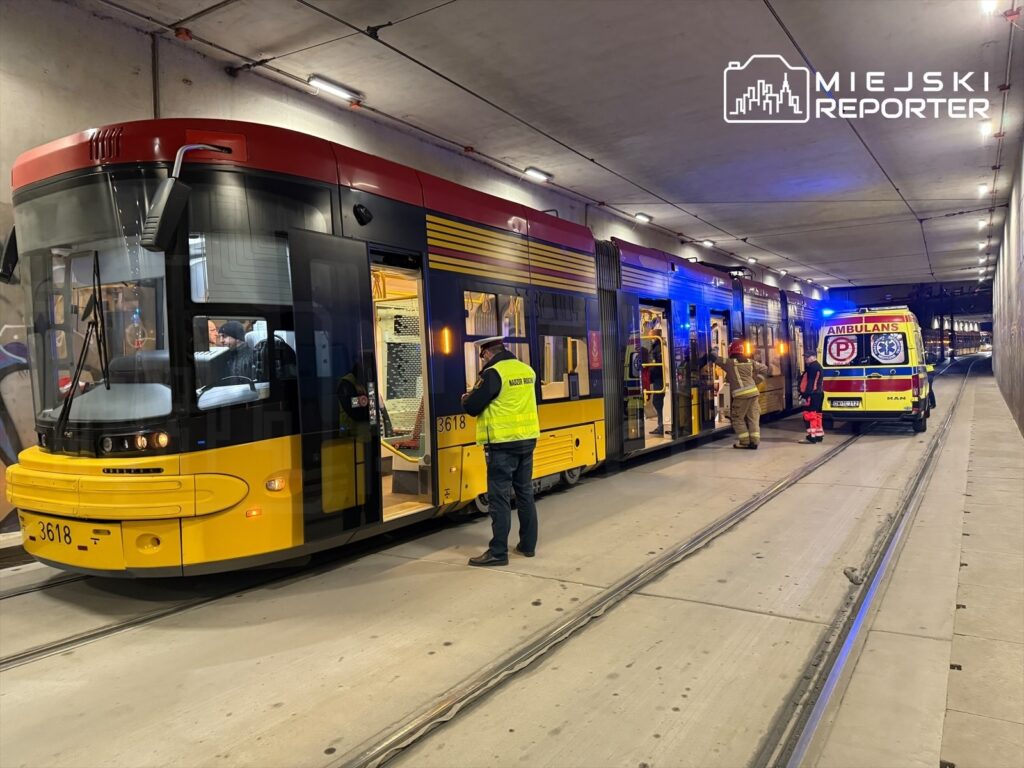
728, 339, 745, 356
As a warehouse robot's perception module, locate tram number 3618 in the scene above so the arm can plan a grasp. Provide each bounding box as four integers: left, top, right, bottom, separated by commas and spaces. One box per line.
38, 521, 72, 544
436, 415, 467, 433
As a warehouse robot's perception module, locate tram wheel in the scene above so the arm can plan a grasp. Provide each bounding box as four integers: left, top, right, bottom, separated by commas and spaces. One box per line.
912, 416, 927, 433
561, 467, 583, 487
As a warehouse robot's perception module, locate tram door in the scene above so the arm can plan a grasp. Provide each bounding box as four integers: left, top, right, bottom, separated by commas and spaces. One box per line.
618, 292, 645, 455
288, 229, 381, 541
709, 311, 732, 429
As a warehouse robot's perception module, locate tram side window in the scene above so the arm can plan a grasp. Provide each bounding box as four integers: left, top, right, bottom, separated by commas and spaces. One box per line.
537, 292, 589, 401
187, 173, 331, 306
193, 316, 292, 410
748, 323, 767, 367
766, 324, 782, 375
463, 290, 529, 389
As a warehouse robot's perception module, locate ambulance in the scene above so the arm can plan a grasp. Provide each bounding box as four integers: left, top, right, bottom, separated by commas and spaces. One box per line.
818, 307, 932, 433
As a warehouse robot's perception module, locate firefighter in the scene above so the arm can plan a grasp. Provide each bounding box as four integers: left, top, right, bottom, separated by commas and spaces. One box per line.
710, 339, 768, 449
799, 351, 825, 443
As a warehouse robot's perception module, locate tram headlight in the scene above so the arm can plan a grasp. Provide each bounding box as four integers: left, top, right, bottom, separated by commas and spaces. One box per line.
153, 432, 170, 449
134, 434, 148, 451
101, 437, 113, 454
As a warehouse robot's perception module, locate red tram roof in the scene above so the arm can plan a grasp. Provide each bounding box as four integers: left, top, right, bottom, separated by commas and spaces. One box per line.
11, 118, 593, 254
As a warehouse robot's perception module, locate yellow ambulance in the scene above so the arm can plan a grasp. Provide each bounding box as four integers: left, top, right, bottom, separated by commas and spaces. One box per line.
818, 307, 932, 433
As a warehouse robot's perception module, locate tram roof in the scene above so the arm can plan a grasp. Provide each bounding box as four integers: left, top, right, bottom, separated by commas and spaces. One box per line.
11, 117, 594, 255
611, 237, 729, 284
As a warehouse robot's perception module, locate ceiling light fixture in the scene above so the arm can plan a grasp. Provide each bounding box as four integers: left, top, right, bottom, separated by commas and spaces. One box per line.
779, 269, 788, 276
978, 242, 987, 250
634, 213, 652, 224
980, 120, 993, 138
701, 239, 714, 248
977, 219, 987, 230
981, 0, 998, 14
687, 256, 698, 263
308, 75, 362, 102
523, 167, 552, 183
747, 257, 757, 264
979, 256, 986, 263
978, 183, 989, 197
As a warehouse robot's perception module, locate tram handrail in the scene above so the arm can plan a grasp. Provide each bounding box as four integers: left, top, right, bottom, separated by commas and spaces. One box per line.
640, 333, 668, 395
379, 439, 421, 465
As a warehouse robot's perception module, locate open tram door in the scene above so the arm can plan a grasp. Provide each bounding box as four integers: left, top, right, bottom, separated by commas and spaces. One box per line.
288, 229, 382, 540
708, 311, 732, 430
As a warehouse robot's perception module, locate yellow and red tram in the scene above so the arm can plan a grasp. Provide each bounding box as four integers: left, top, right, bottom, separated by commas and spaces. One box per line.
2, 119, 825, 576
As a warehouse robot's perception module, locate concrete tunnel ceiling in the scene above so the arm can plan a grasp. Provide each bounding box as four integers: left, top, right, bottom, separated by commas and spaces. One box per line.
85, 0, 1024, 288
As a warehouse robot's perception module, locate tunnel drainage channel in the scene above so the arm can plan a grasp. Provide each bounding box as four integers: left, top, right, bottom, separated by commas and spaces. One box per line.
335, 432, 867, 768
756, 358, 980, 768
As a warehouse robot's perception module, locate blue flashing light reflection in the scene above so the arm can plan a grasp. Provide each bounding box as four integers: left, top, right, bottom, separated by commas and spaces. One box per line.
822, 308, 836, 317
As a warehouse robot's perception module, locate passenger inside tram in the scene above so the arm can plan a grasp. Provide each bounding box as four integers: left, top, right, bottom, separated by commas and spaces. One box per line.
640, 306, 672, 444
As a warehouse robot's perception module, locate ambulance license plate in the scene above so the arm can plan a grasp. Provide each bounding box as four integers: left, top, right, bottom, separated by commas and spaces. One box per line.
830, 399, 861, 408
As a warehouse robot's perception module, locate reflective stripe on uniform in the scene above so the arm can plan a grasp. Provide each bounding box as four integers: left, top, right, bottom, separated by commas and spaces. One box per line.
733, 384, 759, 398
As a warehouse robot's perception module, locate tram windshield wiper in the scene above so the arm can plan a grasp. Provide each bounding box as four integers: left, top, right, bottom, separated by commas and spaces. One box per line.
55, 250, 110, 442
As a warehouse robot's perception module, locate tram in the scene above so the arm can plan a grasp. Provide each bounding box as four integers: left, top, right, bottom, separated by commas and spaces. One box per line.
1, 119, 824, 576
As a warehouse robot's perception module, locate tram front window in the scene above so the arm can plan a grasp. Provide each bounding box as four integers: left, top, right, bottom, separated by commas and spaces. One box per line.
15, 173, 172, 431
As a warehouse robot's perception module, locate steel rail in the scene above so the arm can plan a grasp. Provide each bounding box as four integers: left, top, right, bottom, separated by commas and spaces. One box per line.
0, 574, 88, 601
334, 431, 866, 768
0, 588, 250, 672
754, 356, 980, 768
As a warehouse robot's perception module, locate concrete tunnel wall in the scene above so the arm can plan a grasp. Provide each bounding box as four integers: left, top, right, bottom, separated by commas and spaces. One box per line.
993, 140, 1024, 437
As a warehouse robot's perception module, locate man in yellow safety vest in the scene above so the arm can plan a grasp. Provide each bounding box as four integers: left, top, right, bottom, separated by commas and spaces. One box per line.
461, 336, 540, 566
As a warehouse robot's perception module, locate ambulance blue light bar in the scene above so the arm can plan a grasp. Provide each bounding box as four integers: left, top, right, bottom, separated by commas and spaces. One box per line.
822, 308, 836, 317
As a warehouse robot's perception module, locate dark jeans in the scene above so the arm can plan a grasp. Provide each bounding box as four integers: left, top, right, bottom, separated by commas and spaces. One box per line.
651, 393, 665, 428
486, 441, 538, 558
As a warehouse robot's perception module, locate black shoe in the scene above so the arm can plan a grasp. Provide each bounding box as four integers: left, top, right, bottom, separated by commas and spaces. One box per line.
804, 435, 817, 444
748, 443, 759, 450
814, 436, 824, 443
468, 551, 508, 567
733, 443, 750, 449
515, 545, 535, 558
649, 427, 664, 435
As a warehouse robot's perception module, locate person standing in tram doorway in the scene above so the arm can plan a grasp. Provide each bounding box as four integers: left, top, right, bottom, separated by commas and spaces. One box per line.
799, 351, 825, 443
709, 339, 768, 449
648, 328, 666, 435
461, 336, 540, 567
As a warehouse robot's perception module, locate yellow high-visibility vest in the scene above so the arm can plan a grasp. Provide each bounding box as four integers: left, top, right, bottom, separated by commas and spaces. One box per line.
475, 358, 541, 445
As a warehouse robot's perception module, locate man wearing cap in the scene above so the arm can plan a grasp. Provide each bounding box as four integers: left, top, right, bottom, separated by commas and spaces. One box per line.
709, 339, 768, 449
461, 336, 540, 567
216, 320, 256, 382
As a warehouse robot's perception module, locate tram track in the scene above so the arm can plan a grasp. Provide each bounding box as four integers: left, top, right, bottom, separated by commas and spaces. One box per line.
754, 354, 983, 768
0, 513, 457, 674
334, 358, 978, 768
0, 572, 89, 601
